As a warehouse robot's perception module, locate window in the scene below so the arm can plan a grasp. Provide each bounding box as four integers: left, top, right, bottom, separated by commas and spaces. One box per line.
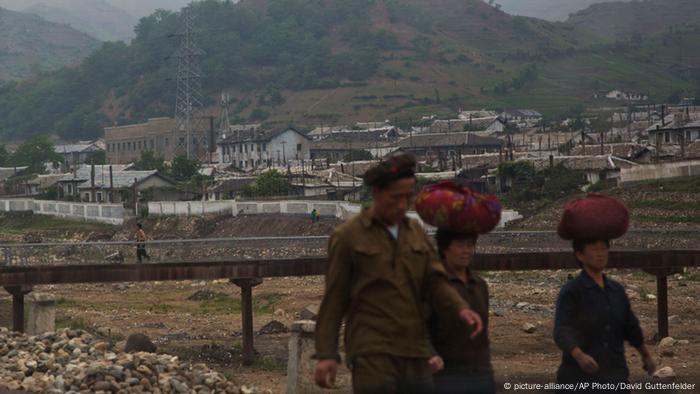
244, 144, 248, 153
297, 143, 302, 151
165, 138, 170, 147
664, 132, 670, 143
263, 143, 267, 151
96, 192, 103, 202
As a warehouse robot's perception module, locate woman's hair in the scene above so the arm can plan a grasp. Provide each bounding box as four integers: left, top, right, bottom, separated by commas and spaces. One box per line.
363, 152, 416, 189
435, 228, 478, 258
572, 239, 610, 267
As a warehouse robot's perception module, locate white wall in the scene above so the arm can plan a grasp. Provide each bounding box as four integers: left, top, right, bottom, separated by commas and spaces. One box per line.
0, 199, 125, 225
148, 200, 234, 216
147, 199, 522, 228
619, 160, 700, 184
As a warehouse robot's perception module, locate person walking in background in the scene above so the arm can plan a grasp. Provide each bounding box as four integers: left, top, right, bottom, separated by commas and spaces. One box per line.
553, 194, 656, 393
135, 223, 151, 263
314, 153, 483, 394
310, 208, 318, 223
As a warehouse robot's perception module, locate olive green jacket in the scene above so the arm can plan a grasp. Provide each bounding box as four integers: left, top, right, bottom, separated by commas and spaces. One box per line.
315, 209, 470, 362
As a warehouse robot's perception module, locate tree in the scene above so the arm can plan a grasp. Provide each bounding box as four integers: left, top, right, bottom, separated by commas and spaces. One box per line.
170, 156, 200, 181
86, 150, 106, 165
344, 150, 373, 162
9, 135, 62, 174
0, 145, 9, 166
243, 169, 290, 197
133, 151, 167, 173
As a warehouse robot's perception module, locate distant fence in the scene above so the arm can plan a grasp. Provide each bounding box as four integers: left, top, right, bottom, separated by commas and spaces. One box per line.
0, 199, 125, 225
147, 200, 360, 220
147, 200, 522, 228
620, 160, 700, 184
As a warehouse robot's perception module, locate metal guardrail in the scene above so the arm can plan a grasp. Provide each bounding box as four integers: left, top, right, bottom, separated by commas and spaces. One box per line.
2, 229, 699, 266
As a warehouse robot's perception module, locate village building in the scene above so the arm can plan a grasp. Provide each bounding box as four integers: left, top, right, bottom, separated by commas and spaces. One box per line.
0, 166, 30, 196
56, 164, 178, 203
429, 117, 505, 134
106, 118, 177, 164
395, 132, 503, 167
217, 127, 311, 170
499, 109, 543, 128
309, 129, 401, 162
23, 174, 65, 196
595, 90, 649, 102
54, 140, 105, 170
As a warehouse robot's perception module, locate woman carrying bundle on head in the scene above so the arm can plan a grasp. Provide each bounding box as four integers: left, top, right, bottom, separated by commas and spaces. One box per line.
416, 181, 502, 394
553, 194, 656, 393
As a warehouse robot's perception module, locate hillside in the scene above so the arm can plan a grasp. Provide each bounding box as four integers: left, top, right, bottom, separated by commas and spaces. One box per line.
0, 7, 100, 80
498, 0, 626, 21
0, 0, 697, 141
566, 0, 700, 39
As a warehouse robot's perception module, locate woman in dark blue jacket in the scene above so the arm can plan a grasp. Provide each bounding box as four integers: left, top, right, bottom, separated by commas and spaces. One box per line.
554, 239, 656, 392
553, 195, 656, 393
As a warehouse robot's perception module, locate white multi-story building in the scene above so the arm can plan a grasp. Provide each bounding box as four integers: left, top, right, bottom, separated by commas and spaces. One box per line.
217, 127, 311, 170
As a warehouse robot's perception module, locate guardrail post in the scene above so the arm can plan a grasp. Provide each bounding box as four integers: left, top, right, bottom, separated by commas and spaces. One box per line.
4, 285, 34, 332
231, 278, 263, 365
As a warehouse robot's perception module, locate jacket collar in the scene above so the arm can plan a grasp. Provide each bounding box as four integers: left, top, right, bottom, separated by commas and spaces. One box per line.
360, 206, 410, 230
445, 265, 478, 285
580, 269, 607, 289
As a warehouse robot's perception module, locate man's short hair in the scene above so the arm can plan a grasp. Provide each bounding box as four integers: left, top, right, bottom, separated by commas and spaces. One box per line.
435, 228, 478, 258
363, 152, 417, 189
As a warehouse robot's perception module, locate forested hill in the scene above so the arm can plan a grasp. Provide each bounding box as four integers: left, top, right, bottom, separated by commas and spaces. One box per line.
0, 7, 99, 80
0, 0, 698, 142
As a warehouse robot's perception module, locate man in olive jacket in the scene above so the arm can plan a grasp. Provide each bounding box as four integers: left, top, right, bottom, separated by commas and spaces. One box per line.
314, 153, 483, 394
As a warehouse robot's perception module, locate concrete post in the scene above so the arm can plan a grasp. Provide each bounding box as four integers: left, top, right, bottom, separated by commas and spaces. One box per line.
286, 320, 324, 394
231, 278, 263, 365
4, 286, 33, 332
27, 293, 56, 335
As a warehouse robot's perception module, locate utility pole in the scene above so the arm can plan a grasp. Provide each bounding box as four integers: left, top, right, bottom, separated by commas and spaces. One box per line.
281, 141, 287, 164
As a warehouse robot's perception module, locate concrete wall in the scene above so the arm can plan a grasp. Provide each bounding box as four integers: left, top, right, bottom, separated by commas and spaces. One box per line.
148, 200, 234, 216
148, 199, 522, 228
0, 199, 125, 225
619, 160, 700, 184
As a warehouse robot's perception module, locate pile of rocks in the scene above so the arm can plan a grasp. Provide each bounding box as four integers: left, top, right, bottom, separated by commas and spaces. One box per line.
0, 327, 256, 393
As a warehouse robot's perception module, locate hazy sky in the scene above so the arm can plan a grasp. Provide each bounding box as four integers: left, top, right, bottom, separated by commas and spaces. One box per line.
497, 0, 627, 21
105, 0, 193, 18
0, 0, 194, 41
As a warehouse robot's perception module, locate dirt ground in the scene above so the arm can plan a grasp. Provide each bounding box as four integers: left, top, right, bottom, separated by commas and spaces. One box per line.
2, 267, 698, 394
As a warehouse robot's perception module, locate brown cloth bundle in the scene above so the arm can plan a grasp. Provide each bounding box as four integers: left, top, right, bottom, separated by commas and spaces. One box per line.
557, 193, 629, 241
